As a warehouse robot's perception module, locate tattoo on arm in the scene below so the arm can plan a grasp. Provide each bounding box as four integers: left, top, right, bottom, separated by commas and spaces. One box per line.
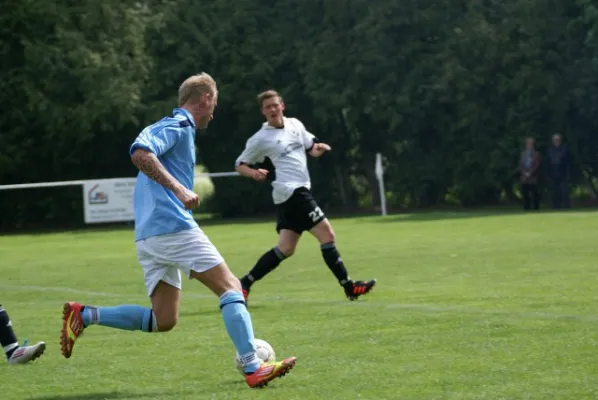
131, 149, 181, 192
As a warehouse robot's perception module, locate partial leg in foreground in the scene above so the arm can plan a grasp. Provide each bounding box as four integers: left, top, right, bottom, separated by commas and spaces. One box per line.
60, 292, 165, 359
193, 263, 296, 388
61, 263, 183, 359
310, 219, 377, 300
0, 304, 45, 364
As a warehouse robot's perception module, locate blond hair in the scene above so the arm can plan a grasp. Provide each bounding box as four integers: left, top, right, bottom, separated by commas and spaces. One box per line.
257, 90, 282, 109
178, 73, 217, 107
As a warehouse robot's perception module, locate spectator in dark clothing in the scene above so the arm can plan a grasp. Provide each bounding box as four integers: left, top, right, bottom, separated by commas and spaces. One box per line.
547, 133, 572, 209
519, 137, 541, 210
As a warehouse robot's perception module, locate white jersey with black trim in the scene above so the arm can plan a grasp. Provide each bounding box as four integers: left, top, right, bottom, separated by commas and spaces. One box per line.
235, 117, 316, 204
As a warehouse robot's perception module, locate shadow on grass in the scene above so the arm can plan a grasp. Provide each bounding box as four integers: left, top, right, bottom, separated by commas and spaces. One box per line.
1, 214, 277, 237
26, 383, 250, 400
1, 210, 375, 236
4, 205, 597, 237
27, 391, 171, 400
374, 206, 598, 224
178, 308, 221, 317
179, 304, 266, 318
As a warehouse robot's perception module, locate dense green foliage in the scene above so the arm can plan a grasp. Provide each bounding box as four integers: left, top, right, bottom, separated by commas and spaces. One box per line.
1, 0, 597, 227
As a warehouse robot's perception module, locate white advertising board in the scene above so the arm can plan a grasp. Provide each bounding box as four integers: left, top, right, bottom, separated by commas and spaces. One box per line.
82, 178, 136, 224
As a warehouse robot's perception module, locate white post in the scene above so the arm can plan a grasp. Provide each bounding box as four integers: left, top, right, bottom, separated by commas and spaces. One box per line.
375, 152, 387, 216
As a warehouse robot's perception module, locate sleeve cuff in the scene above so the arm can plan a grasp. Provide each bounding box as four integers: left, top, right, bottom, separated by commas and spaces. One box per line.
306, 137, 320, 152
129, 143, 154, 157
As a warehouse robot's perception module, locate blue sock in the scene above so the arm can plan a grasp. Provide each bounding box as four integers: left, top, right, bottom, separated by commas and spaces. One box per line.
81, 305, 156, 332
219, 291, 260, 374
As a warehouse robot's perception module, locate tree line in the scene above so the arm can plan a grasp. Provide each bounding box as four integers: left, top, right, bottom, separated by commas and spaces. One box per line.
1, 0, 597, 229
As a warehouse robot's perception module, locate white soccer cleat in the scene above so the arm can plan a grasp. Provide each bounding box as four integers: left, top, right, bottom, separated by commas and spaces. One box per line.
7, 341, 46, 365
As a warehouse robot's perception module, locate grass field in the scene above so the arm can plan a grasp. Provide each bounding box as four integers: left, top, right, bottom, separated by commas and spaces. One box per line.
1, 210, 597, 400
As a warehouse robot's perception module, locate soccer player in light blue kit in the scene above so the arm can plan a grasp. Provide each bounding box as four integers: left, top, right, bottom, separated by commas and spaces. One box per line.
60, 73, 296, 388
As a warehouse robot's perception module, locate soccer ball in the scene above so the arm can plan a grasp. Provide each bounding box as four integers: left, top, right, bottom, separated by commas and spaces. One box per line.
234, 338, 275, 374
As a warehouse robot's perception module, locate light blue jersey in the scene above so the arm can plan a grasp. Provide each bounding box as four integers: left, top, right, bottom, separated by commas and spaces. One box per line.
129, 108, 198, 241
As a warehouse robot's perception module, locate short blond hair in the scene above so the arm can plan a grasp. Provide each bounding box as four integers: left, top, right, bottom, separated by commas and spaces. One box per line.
178, 73, 217, 107
257, 90, 282, 109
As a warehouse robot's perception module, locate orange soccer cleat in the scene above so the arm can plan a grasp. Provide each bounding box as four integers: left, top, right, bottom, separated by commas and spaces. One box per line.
245, 356, 297, 388
60, 302, 86, 358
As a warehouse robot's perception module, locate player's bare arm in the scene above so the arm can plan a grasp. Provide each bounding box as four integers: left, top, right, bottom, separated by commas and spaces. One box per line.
131, 148, 183, 192
308, 143, 331, 158
131, 148, 199, 209
236, 164, 269, 182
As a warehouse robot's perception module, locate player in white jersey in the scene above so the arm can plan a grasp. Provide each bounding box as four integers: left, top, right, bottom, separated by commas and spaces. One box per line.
235, 90, 376, 303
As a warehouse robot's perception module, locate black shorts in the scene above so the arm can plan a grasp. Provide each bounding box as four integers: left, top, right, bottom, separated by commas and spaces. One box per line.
276, 187, 325, 234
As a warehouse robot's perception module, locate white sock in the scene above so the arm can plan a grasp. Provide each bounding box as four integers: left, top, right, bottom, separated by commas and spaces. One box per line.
240, 351, 261, 373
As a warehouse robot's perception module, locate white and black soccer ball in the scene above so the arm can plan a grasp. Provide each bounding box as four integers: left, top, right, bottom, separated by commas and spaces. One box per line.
234, 338, 276, 374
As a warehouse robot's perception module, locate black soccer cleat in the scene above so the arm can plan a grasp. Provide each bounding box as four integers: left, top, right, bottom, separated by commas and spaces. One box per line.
343, 279, 377, 301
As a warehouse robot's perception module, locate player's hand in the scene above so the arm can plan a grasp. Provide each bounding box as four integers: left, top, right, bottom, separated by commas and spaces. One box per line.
175, 186, 200, 209
310, 143, 331, 157
252, 169, 269, 182
315, 143, 331, 152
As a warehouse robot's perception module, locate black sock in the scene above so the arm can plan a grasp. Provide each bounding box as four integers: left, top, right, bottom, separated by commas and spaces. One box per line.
321, 242, 350, 285
241, 247, 286, 289
0, 305, 19, 358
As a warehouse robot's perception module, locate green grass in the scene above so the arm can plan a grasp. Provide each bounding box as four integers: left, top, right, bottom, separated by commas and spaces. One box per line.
1, 210, 598, 400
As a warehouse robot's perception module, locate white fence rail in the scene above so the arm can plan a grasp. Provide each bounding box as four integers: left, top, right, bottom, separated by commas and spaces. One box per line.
0, 154, 387, 223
